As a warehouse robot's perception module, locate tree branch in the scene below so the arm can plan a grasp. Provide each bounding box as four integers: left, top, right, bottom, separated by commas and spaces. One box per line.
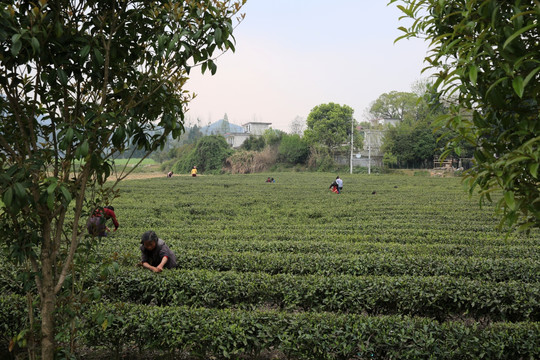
54, 165, 90, 295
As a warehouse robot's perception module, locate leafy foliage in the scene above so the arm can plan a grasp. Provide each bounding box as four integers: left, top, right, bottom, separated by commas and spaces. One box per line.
390, 0, 540, 229
304, 103, 355, 153
173, 135, 233, 174
382, 121, 439, 168
240, 135, 266, 151
369, 91, 419, 121
2, 293, 539, 359
278, 134, 309, 164
0, 0, 245, 358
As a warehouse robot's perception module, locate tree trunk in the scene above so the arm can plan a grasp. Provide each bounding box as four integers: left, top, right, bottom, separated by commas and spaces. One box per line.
41, 235, 56, 360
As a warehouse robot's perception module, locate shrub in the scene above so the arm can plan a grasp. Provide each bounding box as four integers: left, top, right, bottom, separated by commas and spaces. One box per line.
173, 136, 232, 174
225, 148, 278, 174
278, 134, 309, 165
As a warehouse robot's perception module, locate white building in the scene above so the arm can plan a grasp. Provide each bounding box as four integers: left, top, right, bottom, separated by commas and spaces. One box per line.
242, 122, 272, 136
225, 133, 250, 148
225, 122, 272, 148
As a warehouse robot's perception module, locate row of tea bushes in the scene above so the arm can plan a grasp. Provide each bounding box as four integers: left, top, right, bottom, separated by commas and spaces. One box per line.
3, 174, 539, 358
2, 294, 538, 360
99, 269, 539, 322
160, 249, 540, 282
158, 237, 540, 259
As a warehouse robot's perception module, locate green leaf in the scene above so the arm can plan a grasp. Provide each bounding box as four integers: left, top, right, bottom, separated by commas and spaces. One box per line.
168, 34, 179, 52
65, 127, 74, 143
214, 27, 222, 44
504, 191, 516, 211
512, 76, 524, 98
46, 181, 57, 195
94, 48, 104, 65
208, 60, 217, 75
80, 140, 89, 157
529, 162, 539, 178
396, 4, 413, 17
486, 77, 508, 97
3, 188, 13, 207
506, 155, 529, 165
31, 37, 40, 54
80, 45, 91, 59
59, 186, 72, 204
11, 40, 22, 56
13, 183, 25, 199
523, 66, 540, 88
502, 23, 537, 50
469, 65, 478, 85
58, 68, 68, 85
54, 21, 63, 37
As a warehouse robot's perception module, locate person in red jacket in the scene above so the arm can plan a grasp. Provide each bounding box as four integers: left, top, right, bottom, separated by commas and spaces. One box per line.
86, 206, 119, 237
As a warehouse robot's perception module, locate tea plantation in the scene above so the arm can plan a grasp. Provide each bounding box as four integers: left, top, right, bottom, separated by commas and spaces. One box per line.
2, 173, 539, 359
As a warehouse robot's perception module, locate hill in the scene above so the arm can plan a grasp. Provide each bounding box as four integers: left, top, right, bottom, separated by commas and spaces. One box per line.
200, 119, 244, 135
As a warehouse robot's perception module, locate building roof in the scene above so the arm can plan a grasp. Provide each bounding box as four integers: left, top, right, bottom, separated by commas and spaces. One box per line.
242, 122, 272, 126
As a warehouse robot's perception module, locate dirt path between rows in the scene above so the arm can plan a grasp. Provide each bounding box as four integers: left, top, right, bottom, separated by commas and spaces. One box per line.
121, 172, 165, 180
116, 172, 202, 181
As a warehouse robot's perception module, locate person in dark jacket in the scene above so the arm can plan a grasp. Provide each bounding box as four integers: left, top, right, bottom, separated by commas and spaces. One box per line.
139, 230, 177, 273
86, 206, 119, 237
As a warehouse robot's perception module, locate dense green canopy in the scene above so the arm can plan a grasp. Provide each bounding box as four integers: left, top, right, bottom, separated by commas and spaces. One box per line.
391, 0, 540, 230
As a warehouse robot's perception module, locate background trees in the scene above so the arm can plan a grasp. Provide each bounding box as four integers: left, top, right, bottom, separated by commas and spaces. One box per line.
391, 0, 540, 229
369, 91, 419, 122
0, 1, 245, 358
304, 103, 355, 153
241, 135, 266, 151
173, 135, 233, 174
278, 134, 310, 165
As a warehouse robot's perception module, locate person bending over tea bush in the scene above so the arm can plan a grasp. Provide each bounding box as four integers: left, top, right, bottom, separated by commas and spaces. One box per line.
139, 230, 177, 273
86, 206, 119, 237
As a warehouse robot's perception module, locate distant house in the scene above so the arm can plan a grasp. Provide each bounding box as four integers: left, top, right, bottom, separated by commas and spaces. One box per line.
372, 118, 400, 127
362, 129, 384, 154
225, 122, 272, 148
225, 132, 250, 148
242, 122, 271, 136
381, 118, 400, 127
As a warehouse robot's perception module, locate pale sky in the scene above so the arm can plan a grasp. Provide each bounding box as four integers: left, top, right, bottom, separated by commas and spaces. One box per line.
184, 0, 431, 132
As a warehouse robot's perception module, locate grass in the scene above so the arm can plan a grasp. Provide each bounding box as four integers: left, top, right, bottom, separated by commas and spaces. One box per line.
111, 158, 158, 166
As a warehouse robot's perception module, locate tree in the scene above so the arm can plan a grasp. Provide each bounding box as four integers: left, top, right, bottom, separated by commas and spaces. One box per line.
278, 134, 309, 164
0, 1, 245, 358
304, 103, 355, 154
391, 0, 540, 229
173, 135, 232, 174
241, 135, 266, 151
220, 113, 231, 134
187, 124, 204, 145
262, 128, 285, 147
368, 91, 419, 122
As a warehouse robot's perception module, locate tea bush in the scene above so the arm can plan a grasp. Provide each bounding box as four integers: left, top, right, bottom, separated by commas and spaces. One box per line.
1, 173, 539, 358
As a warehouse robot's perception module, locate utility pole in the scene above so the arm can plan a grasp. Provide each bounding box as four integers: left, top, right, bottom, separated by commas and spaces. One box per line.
368, 129, 371, 175
350, 117, 354, 174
